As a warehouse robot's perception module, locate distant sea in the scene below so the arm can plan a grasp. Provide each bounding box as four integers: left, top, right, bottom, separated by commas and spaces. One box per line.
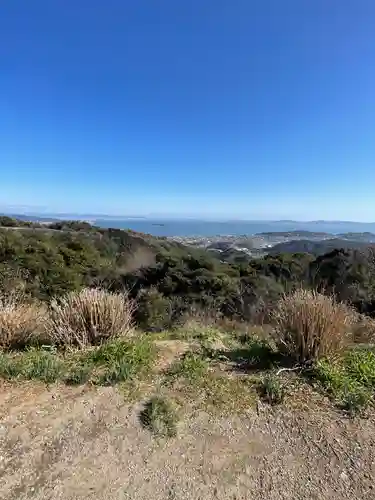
94, 219, 375, 237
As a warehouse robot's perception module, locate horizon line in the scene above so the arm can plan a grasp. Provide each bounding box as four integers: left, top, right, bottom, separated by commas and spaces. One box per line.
1, 209, 375, 225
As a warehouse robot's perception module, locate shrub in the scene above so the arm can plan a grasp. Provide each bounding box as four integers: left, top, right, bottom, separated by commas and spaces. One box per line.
0, 292, 48, 349
49, 288, 134, 348
139, 396, 178, 437
135, 287, 172, 331
272, 289, 355, 363
259, 374, 285, 405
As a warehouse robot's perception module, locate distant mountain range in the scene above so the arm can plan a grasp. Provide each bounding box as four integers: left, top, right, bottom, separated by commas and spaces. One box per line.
268, 238, 375, 256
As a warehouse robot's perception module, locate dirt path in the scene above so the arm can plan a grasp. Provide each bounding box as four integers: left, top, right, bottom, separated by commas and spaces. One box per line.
0, 382, 374, 500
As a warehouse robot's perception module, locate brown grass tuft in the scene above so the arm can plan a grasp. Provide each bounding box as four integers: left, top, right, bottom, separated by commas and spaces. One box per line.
0, 291, 48, 349
352, 313, 375, 344
271, 289, 356, 363
49, 288, 135, 348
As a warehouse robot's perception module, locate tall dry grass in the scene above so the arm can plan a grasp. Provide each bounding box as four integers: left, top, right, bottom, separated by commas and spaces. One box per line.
352, 314, 375, 344
0, 291, 48, 349
271, 289, 356, 363
50, 288, 135, 348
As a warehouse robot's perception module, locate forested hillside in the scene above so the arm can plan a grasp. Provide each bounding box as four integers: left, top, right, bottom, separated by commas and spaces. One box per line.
1, 219, 375, 328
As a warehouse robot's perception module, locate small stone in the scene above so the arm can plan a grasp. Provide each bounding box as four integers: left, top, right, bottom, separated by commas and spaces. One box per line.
340, 471, 349, 482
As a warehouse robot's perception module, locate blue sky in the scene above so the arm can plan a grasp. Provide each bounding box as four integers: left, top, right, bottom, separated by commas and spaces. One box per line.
1, 1, 375, 220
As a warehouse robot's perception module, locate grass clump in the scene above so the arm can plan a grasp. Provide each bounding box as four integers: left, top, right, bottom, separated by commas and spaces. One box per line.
64, 363, 92, 385
167, 351, 209, 382
0, 348, 63, 383
314, 347, 375, 415
259, 374, 285, 405
50, 288, 135, 348
272, 289, 355, 363
139, 396, 178, 437
89, 337, 155, 385
0, 292, 48, 349
0, 352, 23, 379
341, 386, 372, 417
0, 337, 155, 387
198, 374, 256, 414
21, 348, 64, 383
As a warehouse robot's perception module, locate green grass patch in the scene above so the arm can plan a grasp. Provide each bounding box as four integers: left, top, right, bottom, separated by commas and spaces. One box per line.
0, 348, 63, 383
0, 352, 25, 379
89, 337, 155, 385
139, 396, 179, 437
0, 337, 156, 386
166, 351, 209, 382
314, 347, 375, 415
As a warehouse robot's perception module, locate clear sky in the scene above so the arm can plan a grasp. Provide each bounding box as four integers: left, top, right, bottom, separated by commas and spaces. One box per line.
1, 1, 375, 220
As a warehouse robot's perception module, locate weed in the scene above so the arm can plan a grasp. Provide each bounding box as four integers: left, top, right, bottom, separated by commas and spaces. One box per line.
259, 374, 285, 405
0, 348, 64, 382
0, 353, 22, 379
226, 338, 276, 370
65, 364, 92, 385
90, 338, 155, 385
314, 347, 375, 414
199, 374, 256, 413
341, 386, 371, 417
167, 351, 208, 381
20, 348, 64, 383
344, 348, 375, 388
139, 396, 178, 437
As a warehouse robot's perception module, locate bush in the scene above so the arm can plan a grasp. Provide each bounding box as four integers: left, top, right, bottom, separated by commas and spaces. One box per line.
135, 287, 172, 331
272, 289, 355, 363
0, 292, 48, 349
49, 288, 134, 348
139, 396, 178, 437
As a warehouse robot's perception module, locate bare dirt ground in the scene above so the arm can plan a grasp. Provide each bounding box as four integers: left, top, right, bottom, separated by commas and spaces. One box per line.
0, 380, 374, 500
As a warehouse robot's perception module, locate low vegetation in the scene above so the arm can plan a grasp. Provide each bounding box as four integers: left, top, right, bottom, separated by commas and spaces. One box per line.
139, 396, 179, 437
272, 289, 356, 364
49, 287, 135, 348
259, 373, 286, 405
0, 218, 375, 436
314, 347, 375, 415
0, 337, 155, 386
0, 291, 48, 349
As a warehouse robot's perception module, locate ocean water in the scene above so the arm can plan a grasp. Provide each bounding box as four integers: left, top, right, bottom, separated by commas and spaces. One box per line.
94, 219, 375, 237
